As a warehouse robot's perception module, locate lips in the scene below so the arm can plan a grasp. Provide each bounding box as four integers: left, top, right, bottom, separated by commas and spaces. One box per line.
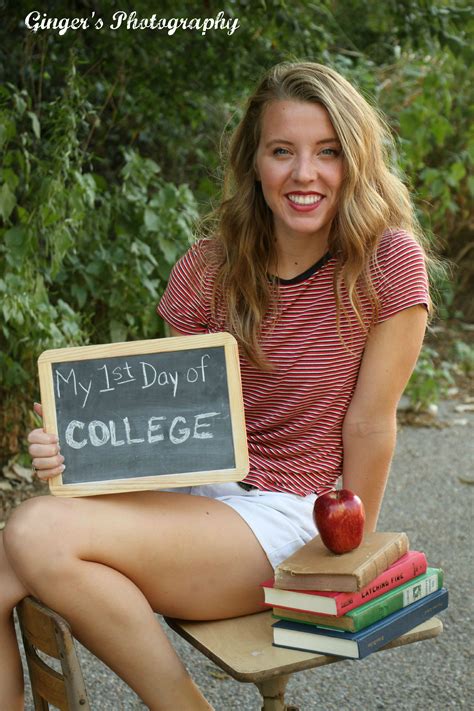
286, 192, 324, 213
287, 192, 324, 206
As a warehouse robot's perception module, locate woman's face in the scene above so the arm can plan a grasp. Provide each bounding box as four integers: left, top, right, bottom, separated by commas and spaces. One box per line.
255, 100, 344, 249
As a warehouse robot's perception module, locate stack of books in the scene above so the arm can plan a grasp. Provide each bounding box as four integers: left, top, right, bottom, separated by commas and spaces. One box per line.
262, 532, 448, 659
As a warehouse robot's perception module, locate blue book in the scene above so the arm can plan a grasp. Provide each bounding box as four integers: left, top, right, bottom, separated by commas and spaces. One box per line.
272, 588, 448, 659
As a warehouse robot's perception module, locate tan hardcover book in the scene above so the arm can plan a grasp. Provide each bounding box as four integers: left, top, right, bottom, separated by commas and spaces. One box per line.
274, 532, 409, 592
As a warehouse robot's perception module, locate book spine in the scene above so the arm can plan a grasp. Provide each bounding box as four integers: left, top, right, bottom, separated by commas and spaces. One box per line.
272, 609, 355, 632
350, 568, 443, 631
357, 588, 448, 659
356, 532, 409, 590
335, 550, 427, 615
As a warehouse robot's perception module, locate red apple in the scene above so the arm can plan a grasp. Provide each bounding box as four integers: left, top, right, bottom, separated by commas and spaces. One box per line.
313, 489, 365, 555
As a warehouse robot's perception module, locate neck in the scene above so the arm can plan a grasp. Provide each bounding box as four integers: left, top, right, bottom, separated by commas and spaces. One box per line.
270, 235, 329, 280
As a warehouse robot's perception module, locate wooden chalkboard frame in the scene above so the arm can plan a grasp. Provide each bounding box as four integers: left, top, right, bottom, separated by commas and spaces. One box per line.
38, 332, 249, 497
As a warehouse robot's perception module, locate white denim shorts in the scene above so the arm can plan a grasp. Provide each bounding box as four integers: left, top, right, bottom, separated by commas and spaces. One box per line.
163, 482, 318, 569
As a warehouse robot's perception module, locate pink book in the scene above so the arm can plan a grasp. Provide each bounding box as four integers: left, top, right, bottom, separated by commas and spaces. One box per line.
261, 551, 427, 616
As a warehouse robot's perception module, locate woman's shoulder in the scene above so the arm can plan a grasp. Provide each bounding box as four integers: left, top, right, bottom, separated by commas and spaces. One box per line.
369, 228, 428, 293
376, 228, 426, 262
177, 237, 222, 271
371, 229, 430, 318
371, 227, 428, 298
169, 239, 221, 287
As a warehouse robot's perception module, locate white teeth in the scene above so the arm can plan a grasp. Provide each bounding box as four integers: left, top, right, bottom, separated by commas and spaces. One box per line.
288, 194, 323, 205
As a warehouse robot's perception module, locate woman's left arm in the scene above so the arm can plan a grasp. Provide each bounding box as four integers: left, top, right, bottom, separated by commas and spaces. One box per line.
342, 304, 428, 531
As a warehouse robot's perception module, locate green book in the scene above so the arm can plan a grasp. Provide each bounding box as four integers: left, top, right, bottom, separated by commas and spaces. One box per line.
272, 568, 444, 633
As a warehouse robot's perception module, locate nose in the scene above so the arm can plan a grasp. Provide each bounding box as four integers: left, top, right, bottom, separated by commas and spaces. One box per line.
292, 154, 317, 183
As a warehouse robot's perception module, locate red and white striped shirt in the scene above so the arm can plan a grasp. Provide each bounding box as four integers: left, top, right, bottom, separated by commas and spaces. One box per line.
157, 229, 429, 496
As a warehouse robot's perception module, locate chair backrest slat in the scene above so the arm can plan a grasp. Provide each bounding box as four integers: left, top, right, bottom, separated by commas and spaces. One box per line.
16, 597, 91, 711
18, 598, 61, 658
21, 642, 68, 710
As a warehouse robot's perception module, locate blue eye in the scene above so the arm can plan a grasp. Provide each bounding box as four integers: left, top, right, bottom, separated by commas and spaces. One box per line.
273, 147, 290, 156
320, 147, 340, 157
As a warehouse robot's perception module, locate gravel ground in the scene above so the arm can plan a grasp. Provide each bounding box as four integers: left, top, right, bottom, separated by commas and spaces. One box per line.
16, 398, 473, 711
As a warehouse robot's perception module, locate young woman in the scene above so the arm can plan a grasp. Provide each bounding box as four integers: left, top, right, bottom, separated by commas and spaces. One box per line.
1, 62, 430, 710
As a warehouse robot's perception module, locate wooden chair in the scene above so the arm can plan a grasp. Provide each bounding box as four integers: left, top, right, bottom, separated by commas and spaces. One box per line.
16, 596, 442, 711
16, 596, 90, 710
165, 611, 443, 711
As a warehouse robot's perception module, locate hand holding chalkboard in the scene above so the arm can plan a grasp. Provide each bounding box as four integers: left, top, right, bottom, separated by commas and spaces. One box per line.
37, 332, 248, 496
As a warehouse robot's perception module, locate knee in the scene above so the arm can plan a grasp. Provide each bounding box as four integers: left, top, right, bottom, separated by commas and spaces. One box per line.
4, 496, 78, 581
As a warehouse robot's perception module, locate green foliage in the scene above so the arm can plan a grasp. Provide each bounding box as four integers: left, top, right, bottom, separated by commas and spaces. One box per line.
62, 147, 198, 344
378, 51, 472, 240
451, 340, 474, 377
405, 336, 473, 411
329, 0, 472, 61
404, 346, 455, 411
0, 68, 197, 459
371, 49, 473, 317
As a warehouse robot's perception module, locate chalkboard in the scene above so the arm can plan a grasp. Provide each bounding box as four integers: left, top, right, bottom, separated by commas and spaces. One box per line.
37, 332, 248, 496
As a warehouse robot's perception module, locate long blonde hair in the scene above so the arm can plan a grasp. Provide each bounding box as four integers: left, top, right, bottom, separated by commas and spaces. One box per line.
202, 61, 429, 369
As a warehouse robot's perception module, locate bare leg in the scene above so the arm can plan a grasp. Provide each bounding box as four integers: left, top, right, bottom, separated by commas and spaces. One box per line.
4, 492, 273, 711
0, 532, 29, 711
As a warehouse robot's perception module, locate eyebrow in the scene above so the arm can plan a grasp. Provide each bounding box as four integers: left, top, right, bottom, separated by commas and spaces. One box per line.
265, 137, 341, 148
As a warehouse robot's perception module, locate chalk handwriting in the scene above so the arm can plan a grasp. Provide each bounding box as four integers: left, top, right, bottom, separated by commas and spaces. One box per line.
64, 412, 221, 449
55, 353, 212, 406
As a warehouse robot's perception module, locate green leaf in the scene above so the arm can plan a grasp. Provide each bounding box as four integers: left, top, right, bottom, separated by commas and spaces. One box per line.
70, 284, 88, 308
158, 237, 180, 265
467, 176, 474, 197
92, 173, 107, 191
144, 207, 161, 232
467, 140, 474, 163
109, 319, 128, 342
85, 262, 103, 276
27, 111, 41, 139
13, 94, 27, 115
0, 124, 7, 150
0, 182, 16, 221
16, 206, 29, 223
449, 162, 466, 183
431, 116, 452, 146
4, 225, 28, 253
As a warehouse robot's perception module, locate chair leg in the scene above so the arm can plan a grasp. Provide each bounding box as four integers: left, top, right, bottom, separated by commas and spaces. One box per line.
256, 674, 299, 711
31, 687, 49, 711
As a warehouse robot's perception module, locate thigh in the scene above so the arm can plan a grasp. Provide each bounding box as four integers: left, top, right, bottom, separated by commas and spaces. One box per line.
0, 532, 28, 608
0, 533, 28, 612
11, 492, 273, 619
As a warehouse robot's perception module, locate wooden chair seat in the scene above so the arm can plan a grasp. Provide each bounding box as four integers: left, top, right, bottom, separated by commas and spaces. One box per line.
165, 611, 443, 710
16, 596, 442, 711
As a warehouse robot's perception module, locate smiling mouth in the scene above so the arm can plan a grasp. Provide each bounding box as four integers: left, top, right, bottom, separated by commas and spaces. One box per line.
287, 193, 323, 206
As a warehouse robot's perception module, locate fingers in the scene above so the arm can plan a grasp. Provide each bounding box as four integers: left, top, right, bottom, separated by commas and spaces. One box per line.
28, 427, 63, 480
28, 443, 60, 459
31, 456, 65, 481
33, 466, 65, 481
34, 402, 43, 418
27, 428, 58, 446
